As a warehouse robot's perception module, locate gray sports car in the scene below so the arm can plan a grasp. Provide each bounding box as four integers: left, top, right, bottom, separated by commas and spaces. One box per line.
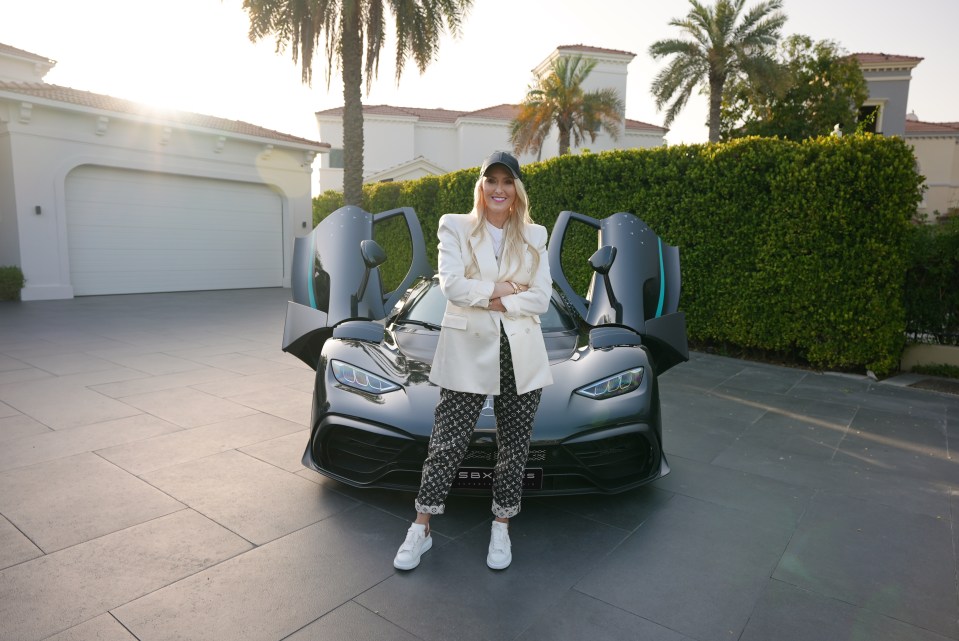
282, 206, 687, 494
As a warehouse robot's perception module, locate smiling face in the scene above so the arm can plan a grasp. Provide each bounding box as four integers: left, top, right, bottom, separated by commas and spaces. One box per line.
481, 165, 517, 225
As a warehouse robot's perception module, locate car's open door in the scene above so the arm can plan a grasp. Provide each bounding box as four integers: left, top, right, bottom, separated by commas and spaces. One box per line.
548, 211, 688, 374
282, 206, 433, 369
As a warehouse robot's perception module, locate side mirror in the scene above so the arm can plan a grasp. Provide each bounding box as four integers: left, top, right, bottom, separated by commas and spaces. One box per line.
588, 245, 616, 275
360, 239, 387, 270
355, 239, 386, 313
588, 245, 621, 324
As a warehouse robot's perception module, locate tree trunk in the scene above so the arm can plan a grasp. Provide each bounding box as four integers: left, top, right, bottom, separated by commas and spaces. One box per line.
558, 124, 571, 155
341, 1, 364, 206
708, 74, 724, 143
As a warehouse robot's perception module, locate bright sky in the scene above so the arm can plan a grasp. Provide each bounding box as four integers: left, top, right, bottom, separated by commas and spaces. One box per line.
3, 0, 958, 148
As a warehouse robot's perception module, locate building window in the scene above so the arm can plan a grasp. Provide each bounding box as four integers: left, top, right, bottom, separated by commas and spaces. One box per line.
329, 148, 344, 168
857, 105, 881, 134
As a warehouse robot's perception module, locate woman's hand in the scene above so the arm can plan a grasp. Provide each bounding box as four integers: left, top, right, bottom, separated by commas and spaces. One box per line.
489, 281, 528, 311
491, 281, 528, 299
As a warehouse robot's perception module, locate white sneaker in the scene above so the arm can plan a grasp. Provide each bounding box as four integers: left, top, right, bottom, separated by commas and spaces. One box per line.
393, 523, 432, 570
487, 521, 511, 570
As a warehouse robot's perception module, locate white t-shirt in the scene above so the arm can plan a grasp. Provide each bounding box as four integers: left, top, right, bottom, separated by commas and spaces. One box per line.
485, 220, 504, 263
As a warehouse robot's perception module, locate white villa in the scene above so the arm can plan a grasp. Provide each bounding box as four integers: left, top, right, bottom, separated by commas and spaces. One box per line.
1, 40, 954, 302
315, 45, 669, 192
852, 53, 958, 221
0, 42, 327, 301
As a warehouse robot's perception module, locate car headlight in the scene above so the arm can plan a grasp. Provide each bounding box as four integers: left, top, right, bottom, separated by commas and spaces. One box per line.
331, 360, 401, 394
575, 367, 644, 399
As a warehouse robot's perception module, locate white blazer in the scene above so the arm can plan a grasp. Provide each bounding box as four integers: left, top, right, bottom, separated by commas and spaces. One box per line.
428, 213, 554, 396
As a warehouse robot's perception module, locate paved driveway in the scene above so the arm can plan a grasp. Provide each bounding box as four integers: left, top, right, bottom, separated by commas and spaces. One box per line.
0, 288, 956, 641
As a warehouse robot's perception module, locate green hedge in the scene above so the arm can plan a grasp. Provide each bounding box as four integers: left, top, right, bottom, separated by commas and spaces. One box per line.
314, 135, 922, 375
0, 266, 25, 301
905, 216, 959, 345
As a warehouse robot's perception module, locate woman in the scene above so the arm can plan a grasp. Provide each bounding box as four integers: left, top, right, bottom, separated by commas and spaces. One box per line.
394, 151, 553, 571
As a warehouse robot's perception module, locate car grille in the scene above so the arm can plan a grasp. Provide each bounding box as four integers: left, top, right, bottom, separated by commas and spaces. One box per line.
463, 448, 547, 464
564, 432, 656, 481
321, 426, 422, 477
315, 422, 661, 494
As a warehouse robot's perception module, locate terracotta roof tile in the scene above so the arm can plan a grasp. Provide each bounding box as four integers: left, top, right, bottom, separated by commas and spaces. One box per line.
464, 104, 520, 120
318, 103, 523, 123
0, 42, 53, 64
852, 52, 924, 65
556, 44, 636, 58
0, 80, 326, 147
625, 118, 668, 133
317, 103, 666, 135
905, 119, 959, 134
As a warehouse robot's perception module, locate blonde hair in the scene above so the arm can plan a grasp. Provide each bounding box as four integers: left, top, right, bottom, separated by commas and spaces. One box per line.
467, 173, 540, 280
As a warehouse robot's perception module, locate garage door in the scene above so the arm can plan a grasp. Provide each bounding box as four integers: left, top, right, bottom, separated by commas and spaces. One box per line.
66, 166, 283, 295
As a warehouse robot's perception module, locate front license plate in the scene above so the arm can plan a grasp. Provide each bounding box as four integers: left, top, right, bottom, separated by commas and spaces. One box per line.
452, 467, 543, 490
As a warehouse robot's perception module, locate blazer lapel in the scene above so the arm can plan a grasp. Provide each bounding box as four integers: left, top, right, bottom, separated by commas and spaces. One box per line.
469, 231, 500, 282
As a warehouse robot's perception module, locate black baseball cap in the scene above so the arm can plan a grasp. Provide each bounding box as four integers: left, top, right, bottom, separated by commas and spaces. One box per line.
480, 151, 524, 181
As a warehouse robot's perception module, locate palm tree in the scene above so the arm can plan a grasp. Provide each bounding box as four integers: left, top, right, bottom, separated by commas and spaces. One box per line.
243, 0, 472, 205
649, 0, 786, 142
510, 55, 625, 157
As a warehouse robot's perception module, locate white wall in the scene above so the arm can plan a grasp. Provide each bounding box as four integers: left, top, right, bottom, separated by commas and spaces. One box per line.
0, 97, 318, 300
314, 47, 665, 193
910, 137, 959, 217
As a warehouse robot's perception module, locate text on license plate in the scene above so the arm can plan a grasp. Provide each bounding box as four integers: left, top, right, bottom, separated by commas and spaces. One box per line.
452, 467, 543, 490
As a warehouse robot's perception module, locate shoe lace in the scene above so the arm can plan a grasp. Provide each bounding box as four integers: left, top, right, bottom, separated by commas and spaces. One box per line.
400, 527, 425, 553
490, 524, 509, 552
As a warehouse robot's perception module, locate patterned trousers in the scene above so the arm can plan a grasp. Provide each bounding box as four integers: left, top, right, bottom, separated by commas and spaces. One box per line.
415, 329, 543, 519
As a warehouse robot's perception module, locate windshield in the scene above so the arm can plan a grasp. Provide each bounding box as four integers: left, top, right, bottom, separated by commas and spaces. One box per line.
400, 280, 577, 332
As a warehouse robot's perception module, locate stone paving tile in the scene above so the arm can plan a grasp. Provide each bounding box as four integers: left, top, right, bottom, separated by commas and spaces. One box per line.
0, 399, 20, 417
357, 503, 630, 641
0, 367, 54, 386
835, 405, 955, 483
112, 505, 398, 641
43, 614, 138, 641
0, 413, 51, 443
0, 452, 184, 552
652, 455, 813, 530
166, 341, 284, 361
227, 385, 313, 426
0, 354, 30, 372
540, 483, 674, 532
517, 590, 694, 641
97, 412, 305, 475
89, 366, 243, 399
574, 494, 794, 641
91, 349, 212, 375
117, 386, 259, 428
177, 351, 298, 376
6, 351, 125, 377
0, 414, 182, 473
239, 429, 310, 473
712, 424, 954, 520
773, 491, 959, 639
0, 379, 143, 430
286, 601, 422, 641
740, 580, 954, 641
0, 509, 252, 641
141, 450, 357, 545
190, 368, 312, 398
0, 513, 42, 571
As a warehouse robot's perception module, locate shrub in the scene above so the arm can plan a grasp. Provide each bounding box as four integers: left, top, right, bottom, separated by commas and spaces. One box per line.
904, 216, 959, 345
314, 135, 922, 375
0, 266, 25, 301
